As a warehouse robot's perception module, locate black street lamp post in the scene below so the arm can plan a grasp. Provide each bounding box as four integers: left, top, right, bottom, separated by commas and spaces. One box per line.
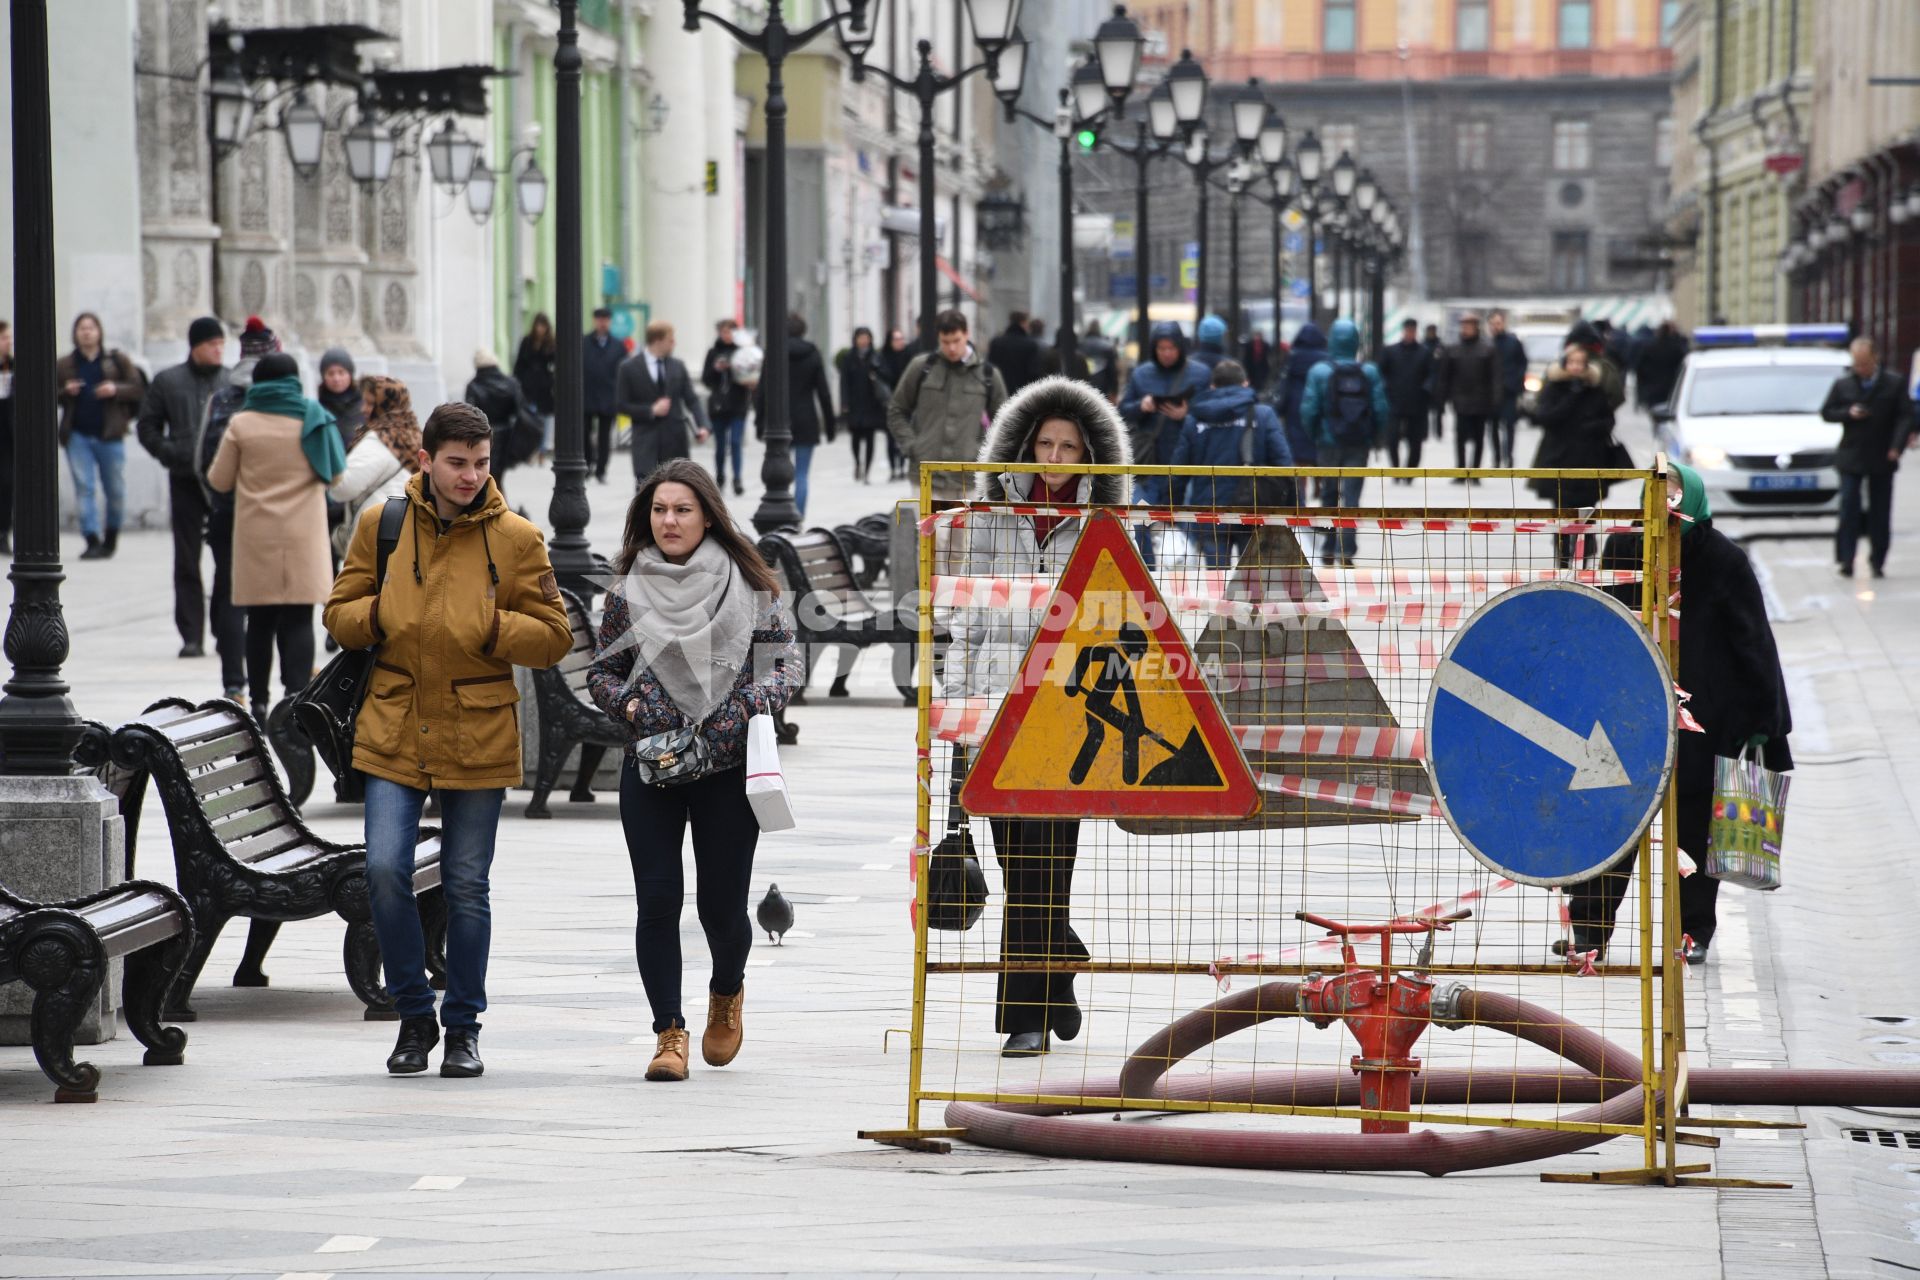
1225, 160, 1249, 353
1327, 149, 1358, 324
1001, 82, 1082, 374
847, 1, 1026, 347
1294, 130, 1324, 326
1101, 115, 1175, 355
1265, 159, 1297, 353
0, 0, 80, 774
683, 0, 872, 535
546, 0, 597, 594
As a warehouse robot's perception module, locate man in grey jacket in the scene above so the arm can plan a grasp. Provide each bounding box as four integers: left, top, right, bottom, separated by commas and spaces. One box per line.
886, 310, 1008, 499
136, 316, 229, 658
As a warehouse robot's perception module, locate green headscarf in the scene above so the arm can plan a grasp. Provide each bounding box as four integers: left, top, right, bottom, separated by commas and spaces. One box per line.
244, 376, 345, 484
1667, 459, 1710, 537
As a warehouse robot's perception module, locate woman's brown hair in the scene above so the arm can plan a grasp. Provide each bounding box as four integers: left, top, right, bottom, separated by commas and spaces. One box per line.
614, 457, 782, 597
527, 312, 555, 354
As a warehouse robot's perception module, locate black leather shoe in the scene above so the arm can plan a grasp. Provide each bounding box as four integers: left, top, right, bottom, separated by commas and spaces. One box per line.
178, 642, 205, 659
387, 1014, 439, 1075
1050, 1004, 1083, 1042
1002, 1031, 1050, 1058
1683, 939, 1710, 965
440, 1029, 484, 1077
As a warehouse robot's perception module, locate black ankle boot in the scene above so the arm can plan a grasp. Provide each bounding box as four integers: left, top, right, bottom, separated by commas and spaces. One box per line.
828, 674, 850, 698
387, 1014, 439, 1074
79, 534, 104, 560
101, 527, 119, 558
440, 1028, 483, 1077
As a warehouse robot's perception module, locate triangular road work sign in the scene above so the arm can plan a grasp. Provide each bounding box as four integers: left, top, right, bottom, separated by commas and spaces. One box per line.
960, 510, 1258, 820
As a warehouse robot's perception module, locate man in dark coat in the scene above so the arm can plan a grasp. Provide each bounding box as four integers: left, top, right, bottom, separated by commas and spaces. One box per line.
582, 307, 626, 482
1822, 336, 1918, 578
1488, 310, 1527, 468
1377, 318, 1433, 474
1433, 314, 1499, 474
1635, 321, 1689, 412
701, 318, 751, 496
1421, 323, 1445, 439
618, 320, 710, 485
751, 313, 835, 517
136, 315, 229, 657
1278, 320, 1330, 466
987, 310, 1042, 395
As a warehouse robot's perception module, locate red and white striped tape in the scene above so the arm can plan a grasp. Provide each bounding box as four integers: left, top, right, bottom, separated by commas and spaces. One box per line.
922, 504, 1642, 537
1256, 770, 1442, 819
928, 700, 1425, 764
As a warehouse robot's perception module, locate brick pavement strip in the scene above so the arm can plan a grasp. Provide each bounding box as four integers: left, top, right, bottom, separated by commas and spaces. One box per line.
19, 416, 1901, 1277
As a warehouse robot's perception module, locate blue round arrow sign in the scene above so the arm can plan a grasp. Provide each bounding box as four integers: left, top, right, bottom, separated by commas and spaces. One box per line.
1426, 582, 1675, 887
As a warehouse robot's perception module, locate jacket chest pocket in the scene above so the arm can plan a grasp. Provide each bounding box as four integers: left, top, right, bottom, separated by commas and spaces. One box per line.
360, 663, 413, 755
453, 674, 520, 765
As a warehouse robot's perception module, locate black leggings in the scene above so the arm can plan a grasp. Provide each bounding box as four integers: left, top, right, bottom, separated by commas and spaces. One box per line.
245, 604, 314, 707
621, 762, 760, 1032
849, 424, 877, 474
1454, 413, 1488, 469
989, 818, 1086, 1035
1564, 827, 1722, 953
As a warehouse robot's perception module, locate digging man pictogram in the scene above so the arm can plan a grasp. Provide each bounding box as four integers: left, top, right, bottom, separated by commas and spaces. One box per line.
1066, 623, 1223, 789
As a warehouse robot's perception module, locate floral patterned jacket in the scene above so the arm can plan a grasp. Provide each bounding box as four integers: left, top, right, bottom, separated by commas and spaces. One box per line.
585, 589, 801, 772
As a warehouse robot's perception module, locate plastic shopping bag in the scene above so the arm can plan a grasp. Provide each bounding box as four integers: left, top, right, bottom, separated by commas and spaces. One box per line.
1703, 745, 1789, 890
745, 713, 795, 831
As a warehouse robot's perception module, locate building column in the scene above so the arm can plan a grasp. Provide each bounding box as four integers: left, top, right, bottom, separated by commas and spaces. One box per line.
135, 0, 222, 364
640, 15, 711, 337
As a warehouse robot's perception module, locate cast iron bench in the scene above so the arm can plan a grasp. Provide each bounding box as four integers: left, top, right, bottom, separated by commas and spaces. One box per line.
758, 528, 933, 726
110, 698, 445, 1022
831, 511, 893, 589
0, 875, 192, 1101
525, 587, 627, 819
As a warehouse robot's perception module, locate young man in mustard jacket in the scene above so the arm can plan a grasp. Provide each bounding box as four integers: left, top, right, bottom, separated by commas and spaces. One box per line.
325, 403, 572, 1078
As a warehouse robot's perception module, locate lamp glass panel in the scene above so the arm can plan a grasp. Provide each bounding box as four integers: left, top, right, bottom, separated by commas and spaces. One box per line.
991, 37, 1028, 100
1257, 116, 1287, 166
283, 95, 324, 174
517, 161, 548, 222
1094, 10, 1144, 91
1232, 84, 1267, 142
1296, 133, 1323, 182
1147, 87, 1178, 140
966, 0, 1021, 47
1331, 151, 1357, 197
466, 160, 496, 219
1168, 59, 1207, 123
1355, 172, 1378, 211
1072, 62, 1109, 122
1185, 128, 1208, 167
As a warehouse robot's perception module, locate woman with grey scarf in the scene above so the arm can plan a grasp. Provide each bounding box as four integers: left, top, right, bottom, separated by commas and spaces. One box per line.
586, 459, 801, 1083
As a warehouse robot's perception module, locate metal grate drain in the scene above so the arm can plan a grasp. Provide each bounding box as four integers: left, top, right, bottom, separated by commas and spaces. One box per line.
1843, 1127, 1920, 1149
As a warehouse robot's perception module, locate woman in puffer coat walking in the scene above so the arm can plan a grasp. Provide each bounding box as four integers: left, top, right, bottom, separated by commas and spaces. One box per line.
947, 376, 1131, 1057
1527, 342, 1624, 568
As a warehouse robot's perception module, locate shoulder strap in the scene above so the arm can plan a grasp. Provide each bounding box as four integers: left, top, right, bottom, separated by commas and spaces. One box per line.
1239, 409, 1258, 466
375, 494, 407, 587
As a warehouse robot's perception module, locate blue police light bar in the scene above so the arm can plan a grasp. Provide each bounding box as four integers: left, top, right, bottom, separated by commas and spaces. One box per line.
1692, 323, 1851, 348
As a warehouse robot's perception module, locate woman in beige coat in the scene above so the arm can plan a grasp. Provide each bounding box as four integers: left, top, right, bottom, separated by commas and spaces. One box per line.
207, 352, 346, 720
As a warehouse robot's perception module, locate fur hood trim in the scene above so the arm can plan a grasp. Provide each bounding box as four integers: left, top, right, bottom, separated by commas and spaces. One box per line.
975, 375, 1131, 503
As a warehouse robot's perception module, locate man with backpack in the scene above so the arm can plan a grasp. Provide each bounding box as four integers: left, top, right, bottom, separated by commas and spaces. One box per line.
1300, 318, 1390, 567
1171, 360, 1294, 567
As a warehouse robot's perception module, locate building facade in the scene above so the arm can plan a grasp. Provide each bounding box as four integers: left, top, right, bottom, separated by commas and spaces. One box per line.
1077, 0, 1677, 327
1663, 0, 1813, 330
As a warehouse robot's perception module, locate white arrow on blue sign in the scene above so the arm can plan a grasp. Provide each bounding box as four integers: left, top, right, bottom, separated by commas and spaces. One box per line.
1425, 581, 1675, 887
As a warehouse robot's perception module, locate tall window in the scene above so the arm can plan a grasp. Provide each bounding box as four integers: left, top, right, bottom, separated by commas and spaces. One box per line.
1654, 116, 1674, 167
1551, 231, 1591, 291
1456, 233, 1491, 294
1456, 0, 1489, 51
1660, 0, 1683, 46
1321, 122, 1359, 163
1553, 119, 1592, 171
1559, 0, 1593, 49
1456, 120, 1490, 171
1324, 0, 1357, 52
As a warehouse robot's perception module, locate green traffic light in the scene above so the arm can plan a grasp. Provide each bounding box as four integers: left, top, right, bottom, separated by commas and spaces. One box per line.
1076, 128, 1098, 152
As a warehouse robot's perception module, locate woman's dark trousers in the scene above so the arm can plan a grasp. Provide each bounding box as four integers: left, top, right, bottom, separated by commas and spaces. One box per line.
988, 818, 1086, 1035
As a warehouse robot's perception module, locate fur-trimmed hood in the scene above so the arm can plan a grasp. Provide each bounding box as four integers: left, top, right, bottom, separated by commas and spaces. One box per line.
975, 375, 1131, 503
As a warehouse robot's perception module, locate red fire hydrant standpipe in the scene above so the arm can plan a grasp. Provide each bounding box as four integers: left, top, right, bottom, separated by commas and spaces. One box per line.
947, 974, 1920, 1175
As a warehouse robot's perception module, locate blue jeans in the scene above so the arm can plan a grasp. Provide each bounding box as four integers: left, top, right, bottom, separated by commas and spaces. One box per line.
66, 434, 125, 537
712, 414, 747, 486
1316, 442, 1371, 563
364, 777, 504, 1031
794, 443, 815, 518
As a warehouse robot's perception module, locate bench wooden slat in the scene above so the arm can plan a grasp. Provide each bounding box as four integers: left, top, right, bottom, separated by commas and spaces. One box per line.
175, 728, 257, 771
200, 779, 280, 821
248, 845, 335, 875
191, 757, 273, 801
223, 825, 308, 863
155, 707, 232, 742
211, 806, 289, 842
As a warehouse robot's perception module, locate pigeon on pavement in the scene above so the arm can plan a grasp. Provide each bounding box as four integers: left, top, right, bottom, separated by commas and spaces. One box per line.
756, 883, 795, 945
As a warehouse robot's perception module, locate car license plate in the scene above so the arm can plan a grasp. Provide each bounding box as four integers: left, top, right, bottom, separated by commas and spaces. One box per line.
1750, 473, 1819, 492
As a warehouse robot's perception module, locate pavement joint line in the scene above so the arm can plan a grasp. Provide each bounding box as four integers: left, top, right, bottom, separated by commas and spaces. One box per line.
314, 1235, 379, 1253
409, 1175, 466, 1191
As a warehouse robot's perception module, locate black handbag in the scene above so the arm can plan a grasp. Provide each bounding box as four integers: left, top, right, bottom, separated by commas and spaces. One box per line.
289, 496, 408, 781
925, 749, 989, 931
628, 725, 715, 786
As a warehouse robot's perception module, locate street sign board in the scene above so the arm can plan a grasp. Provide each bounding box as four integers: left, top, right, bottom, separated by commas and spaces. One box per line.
1425, 582, 1675, 886
960, 511, 1258, 820
1109, 273, 1137, 297
1285, 232, 1304, 254
1290, 278, 1312, 298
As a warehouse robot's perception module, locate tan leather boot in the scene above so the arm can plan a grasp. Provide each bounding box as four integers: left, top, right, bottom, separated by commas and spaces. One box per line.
645, 1026, 690, 1081
702, 984, 745, 1067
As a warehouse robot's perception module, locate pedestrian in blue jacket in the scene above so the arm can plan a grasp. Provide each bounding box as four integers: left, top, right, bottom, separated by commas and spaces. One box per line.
1300, 318, 1391, 566
1191, 314, 1230, 377
1119, 319, 1207, 563
1279, 321, 1330, 466
1171, 360, 1294, 566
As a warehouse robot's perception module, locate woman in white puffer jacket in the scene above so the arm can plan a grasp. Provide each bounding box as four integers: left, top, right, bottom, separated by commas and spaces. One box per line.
329, 375, 421, 561
945, 376, 1131, 1058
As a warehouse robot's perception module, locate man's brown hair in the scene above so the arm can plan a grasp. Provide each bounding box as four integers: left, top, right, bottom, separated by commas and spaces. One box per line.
644, 320, 674, 345
935, 309, 969, 336
423, 402, 493, 456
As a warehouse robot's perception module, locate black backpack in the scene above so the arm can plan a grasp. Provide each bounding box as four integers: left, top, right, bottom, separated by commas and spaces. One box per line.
1328, 360, 1376, 447
1237, 410, 1295, 508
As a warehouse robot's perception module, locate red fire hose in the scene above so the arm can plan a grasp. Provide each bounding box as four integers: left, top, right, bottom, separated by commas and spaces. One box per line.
947, 981, 1920, 1175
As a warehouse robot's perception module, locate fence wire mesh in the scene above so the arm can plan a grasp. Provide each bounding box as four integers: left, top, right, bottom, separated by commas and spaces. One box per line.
902, 462, 1684, 1166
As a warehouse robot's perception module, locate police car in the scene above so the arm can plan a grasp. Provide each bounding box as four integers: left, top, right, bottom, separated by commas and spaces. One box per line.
1652, 324, 1851, 518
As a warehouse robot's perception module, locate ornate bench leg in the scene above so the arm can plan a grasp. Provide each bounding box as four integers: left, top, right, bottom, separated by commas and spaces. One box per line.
343, 920, 397, 1021
17, 925, 109, 1102
123, 931, 190, 1067
569, 745, 607, 804
418, 886, 448, 993
893, 640, 918, 706
232, 919, 279, 988
165, 910, 228, 1023
525, 717, 570, 819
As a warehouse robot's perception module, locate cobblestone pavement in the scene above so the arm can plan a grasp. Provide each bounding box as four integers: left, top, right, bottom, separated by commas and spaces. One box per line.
3, 413, 1915, 1277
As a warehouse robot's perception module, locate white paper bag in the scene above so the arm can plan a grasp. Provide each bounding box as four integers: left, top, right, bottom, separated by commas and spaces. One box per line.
745, 713, 795, 831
